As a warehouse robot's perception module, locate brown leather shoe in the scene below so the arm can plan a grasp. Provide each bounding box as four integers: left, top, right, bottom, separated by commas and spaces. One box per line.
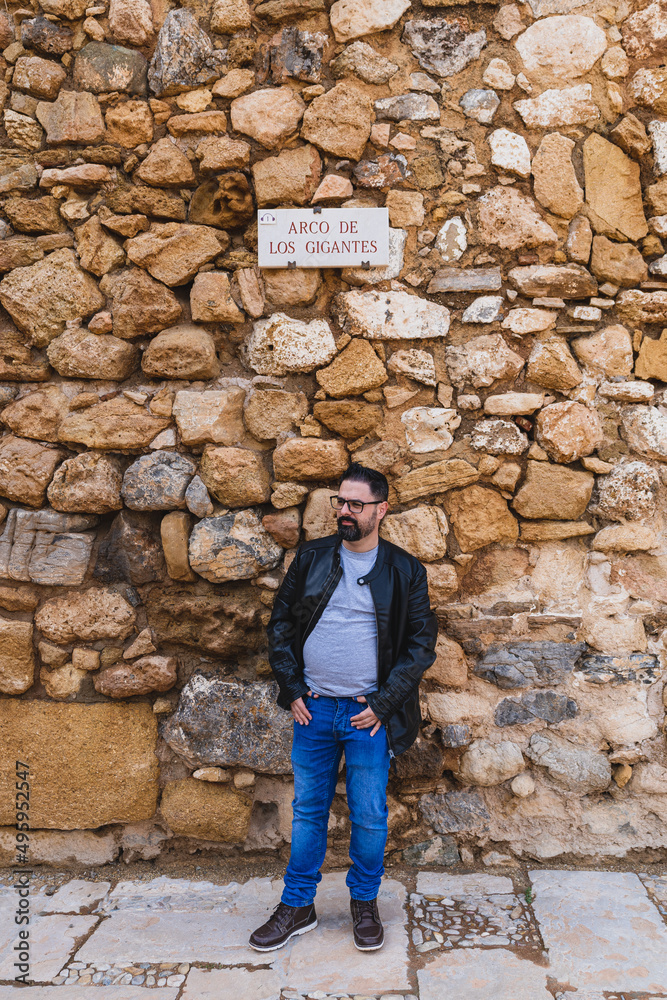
350, 897, 384, 951
249, 901, 317, 952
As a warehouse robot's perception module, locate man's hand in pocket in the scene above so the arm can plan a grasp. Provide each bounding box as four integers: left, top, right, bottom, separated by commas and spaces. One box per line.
291, 690, 318, 725
350, 695, 381, 736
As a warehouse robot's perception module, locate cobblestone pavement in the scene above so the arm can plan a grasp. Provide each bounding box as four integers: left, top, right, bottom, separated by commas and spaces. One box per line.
1, 869, 667, 999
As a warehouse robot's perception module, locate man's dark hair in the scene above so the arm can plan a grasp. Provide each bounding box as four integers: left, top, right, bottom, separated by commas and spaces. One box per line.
338, 462, 389, 502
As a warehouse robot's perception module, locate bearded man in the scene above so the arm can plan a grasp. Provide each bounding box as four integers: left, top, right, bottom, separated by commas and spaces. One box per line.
249, 462, 437, 953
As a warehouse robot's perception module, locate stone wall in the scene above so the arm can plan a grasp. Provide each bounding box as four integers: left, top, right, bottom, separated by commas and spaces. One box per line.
0, 0, 666, 868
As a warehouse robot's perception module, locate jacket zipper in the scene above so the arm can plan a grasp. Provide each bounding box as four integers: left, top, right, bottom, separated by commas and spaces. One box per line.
370, 580, 395, 760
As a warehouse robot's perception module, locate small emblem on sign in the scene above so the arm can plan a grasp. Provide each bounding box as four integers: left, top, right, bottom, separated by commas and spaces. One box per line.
258, 211, 277, 225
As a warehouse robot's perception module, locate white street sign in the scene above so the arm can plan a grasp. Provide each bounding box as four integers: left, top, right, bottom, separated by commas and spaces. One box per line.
257, 207, 390, 268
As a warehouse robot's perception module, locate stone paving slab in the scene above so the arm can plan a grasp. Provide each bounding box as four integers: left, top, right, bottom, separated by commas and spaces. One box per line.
641, 873, 667, 917
269, 873, 409, 993
0, 899, 15, 958
2, 869, 666, 997
93, 876, 237, 914
35, 880, 111, 914
0, 915, 99, 982
416, 873, 514, 895
0, 989, 178, 999
181, 967, 281, 1000
77, 876, 281, 965
529, 870, 667, 993
75, 910, 268, 967
417, 947, 552, 1000
76, 872, 409, 990
555, 992, 608, 1000
557, 994, 667, 1000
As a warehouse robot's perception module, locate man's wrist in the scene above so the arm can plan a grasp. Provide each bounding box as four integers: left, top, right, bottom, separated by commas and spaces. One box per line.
364, 691, 385, 722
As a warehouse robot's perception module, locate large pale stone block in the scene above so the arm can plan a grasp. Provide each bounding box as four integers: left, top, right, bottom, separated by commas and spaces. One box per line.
181, 969, 281, 1000
512, 461, 594, 519
330, 0, 411, 42
515, 16, 606, 82
525, 731, 611, 793
231, 87, 305, 149
458, 738, 524, 786
0, 914, 99, 981
160, 778, 252, 842
0, 701, 158, 828
300, 82, 372, 159
476, 186, 557, 250
514, 84, 600, 128
583, 133, 648, 241
0, 619, 34, 694
243, 313, 337, 375
0, 248, 104, 347
444, 485, 518, 552
0, 508, 97, 586
535, 401, 603, 464
446, 334, 524, 389
380, 506, 449, 562
337, 288, 450, 339
162, 676, 293, 773
189, 510, 283, 581
273, 438, 348, 481
173, 388, 246, 447
35, 586, 136, 643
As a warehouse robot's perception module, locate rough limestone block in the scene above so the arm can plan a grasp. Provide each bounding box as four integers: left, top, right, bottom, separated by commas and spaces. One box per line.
162, 676, 293, 773
0, 701, 158, 828
0, 619, 34, 694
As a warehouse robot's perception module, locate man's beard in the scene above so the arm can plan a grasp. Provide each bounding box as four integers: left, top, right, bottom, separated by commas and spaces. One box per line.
337, 516, 374, 541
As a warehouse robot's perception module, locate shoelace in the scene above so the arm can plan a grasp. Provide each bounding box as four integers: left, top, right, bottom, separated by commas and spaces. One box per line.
352, 899, 377, 920
270, 901, 296, 931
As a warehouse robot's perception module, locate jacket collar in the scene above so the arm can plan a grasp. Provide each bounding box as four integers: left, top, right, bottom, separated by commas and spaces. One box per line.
362, 536, 387, 581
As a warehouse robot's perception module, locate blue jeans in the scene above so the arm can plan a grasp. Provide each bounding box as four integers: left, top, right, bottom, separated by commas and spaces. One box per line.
281, 694, 391, 907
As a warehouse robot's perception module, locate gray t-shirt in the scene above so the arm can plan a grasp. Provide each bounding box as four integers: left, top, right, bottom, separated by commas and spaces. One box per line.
302, 544, 378, 698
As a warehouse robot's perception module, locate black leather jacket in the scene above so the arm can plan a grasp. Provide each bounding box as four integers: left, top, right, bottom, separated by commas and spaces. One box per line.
267, 533, 438, 758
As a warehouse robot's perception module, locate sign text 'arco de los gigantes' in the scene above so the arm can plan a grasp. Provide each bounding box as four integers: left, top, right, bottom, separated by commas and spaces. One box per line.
257, 207, 390, 268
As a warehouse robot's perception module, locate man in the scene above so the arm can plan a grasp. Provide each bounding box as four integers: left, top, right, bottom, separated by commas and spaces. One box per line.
249, 462, 438, 953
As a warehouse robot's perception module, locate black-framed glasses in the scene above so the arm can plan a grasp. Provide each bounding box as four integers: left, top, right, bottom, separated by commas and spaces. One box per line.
330, 496, 384, 513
